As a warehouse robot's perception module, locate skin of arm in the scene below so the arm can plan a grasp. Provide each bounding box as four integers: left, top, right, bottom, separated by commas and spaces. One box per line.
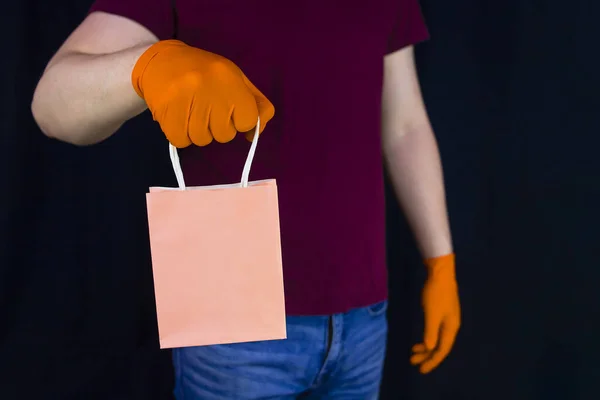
31, 12, 158, 146
381, 46, 453, 259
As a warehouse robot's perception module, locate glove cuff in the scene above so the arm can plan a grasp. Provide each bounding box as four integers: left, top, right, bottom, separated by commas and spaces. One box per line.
131, 40, 188, 99
424, 253, 456, 277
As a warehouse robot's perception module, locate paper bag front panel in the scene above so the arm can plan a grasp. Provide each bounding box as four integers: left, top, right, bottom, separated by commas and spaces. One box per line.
146, 180, 286, 349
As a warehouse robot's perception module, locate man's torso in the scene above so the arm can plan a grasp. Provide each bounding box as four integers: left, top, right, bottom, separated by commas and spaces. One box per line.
90, 0, 429, 314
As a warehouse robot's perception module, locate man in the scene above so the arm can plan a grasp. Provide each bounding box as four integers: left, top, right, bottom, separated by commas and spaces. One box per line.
31, 0, 461, 398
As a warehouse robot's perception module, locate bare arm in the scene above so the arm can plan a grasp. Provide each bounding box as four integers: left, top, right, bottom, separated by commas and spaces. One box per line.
381, 46, 453, 258
31, 12, 158, 146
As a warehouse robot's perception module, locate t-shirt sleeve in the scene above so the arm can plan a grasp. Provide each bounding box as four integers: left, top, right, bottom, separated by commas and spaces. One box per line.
387, 0, 430, 54
88, 0, 175, 41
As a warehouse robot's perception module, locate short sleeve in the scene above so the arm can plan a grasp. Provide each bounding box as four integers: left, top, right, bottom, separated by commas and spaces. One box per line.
387, 0, 430, 54
88, 0, 175, 41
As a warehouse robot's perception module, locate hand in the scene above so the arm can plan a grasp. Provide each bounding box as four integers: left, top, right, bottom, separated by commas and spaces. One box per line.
410, 253, 461, 374
132, 40, 275, 148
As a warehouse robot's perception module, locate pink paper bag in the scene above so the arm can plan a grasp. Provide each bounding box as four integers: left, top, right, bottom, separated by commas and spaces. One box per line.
146, 120, 286, 349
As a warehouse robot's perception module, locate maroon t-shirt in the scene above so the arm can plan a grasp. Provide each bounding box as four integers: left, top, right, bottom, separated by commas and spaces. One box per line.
89, 0, 429, 315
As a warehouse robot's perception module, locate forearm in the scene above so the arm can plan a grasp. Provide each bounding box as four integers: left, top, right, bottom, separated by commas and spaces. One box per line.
31, 43, 152, 146
383, 125, 453, 258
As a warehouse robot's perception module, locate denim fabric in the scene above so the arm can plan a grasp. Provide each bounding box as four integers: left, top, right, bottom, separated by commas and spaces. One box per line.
173, 301, 388, 399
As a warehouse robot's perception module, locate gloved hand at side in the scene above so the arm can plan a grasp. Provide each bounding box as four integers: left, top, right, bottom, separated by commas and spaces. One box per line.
132, 40, 275, 148
410, 253, 461, 374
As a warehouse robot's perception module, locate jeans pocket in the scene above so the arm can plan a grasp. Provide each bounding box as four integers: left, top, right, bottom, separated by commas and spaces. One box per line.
366, 300, 388, 317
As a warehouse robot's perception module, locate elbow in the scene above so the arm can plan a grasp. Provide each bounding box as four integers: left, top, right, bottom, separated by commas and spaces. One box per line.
382, 118, 433, 149
30, 64, 85, 145
31, 106, 81, 146
30, 87, 67, 142
31, 96, 59, 141
30, 94, 106, 147
381, 123, 410, 156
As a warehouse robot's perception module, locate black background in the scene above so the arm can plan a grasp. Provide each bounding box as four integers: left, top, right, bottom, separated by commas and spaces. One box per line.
1, 1, 598, 399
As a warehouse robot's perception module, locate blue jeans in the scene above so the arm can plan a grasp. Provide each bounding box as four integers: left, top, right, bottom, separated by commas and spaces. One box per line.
172, 301, 388, 399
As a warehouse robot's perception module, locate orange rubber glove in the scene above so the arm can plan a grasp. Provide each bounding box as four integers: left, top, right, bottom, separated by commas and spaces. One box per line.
410, 253, 461, 374
132, 40, 275, 148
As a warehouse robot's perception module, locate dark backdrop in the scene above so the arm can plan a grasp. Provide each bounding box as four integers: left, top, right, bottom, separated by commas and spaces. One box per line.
1, 1, 598, 399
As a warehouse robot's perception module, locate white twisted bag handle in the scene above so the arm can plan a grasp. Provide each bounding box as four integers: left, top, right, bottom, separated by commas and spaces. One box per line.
168, 118, 261, 190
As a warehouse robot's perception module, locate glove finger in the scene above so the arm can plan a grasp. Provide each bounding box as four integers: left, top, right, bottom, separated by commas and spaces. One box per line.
410, 352, 430, 366
423, 307, 442, 351
154, 98, 193, 148
244, 118, 271, 142
412, 343, 427, 353
208, 105, 237, 144
242, 74, 275, 134
230, 85, 260, 133
420, 320, 459, 374
187, 100, 213, 147
255, 97, 275, 134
